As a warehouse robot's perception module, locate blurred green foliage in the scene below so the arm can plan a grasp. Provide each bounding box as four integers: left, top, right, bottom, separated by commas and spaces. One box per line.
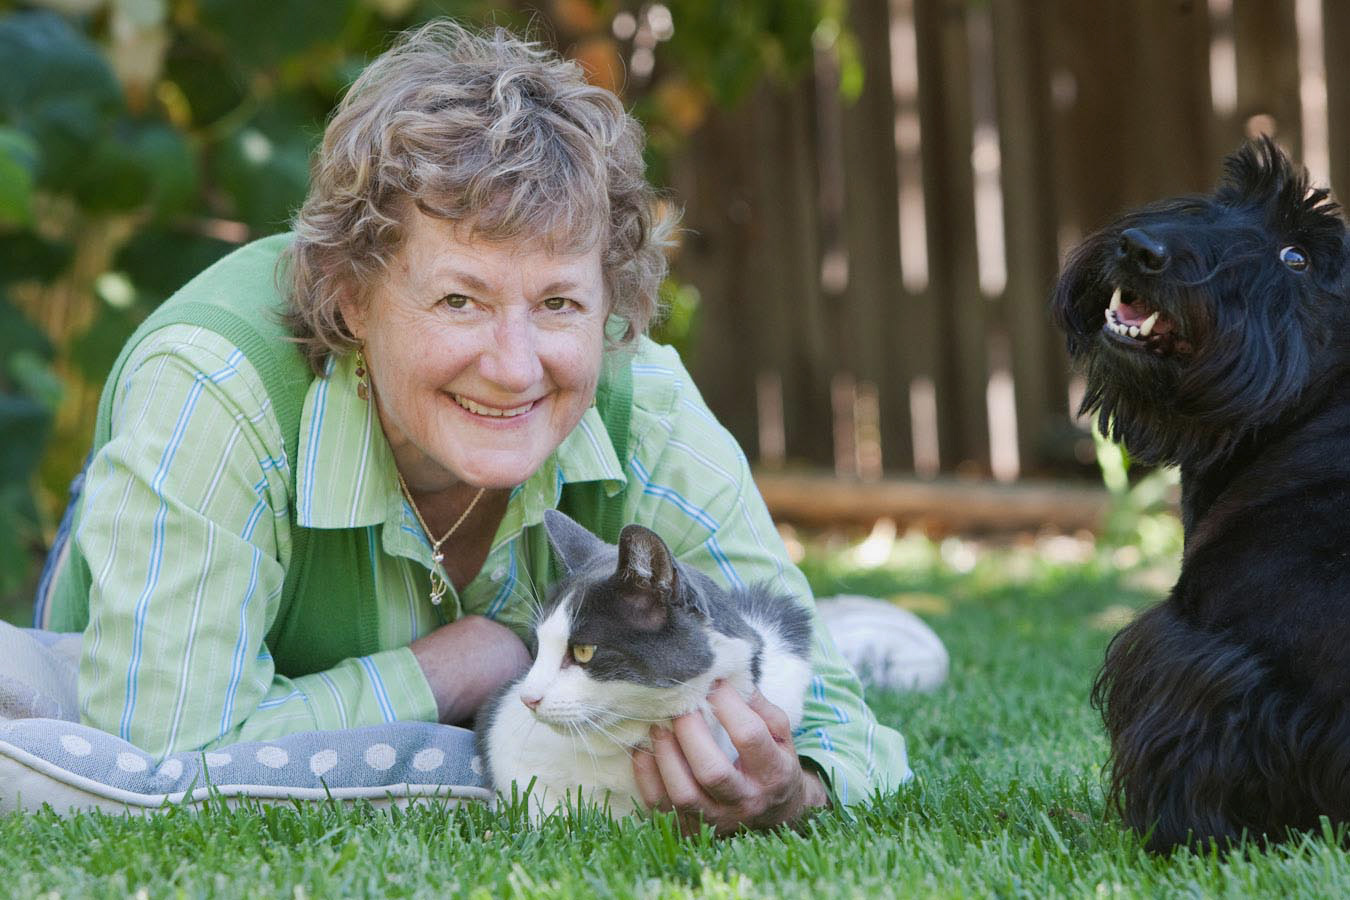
0, 0, 843, 607
1092, 426, 1183, 561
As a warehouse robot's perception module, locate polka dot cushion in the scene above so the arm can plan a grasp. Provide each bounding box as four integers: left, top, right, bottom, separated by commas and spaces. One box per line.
0, 718, 491, 814
0, 623, 490, 814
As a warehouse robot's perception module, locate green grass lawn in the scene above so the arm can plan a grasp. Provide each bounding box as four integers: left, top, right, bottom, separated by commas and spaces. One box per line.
4, 532, 1350, 898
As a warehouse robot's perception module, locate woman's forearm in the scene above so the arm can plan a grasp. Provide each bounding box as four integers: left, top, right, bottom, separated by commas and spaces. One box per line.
410, 614, 532, 725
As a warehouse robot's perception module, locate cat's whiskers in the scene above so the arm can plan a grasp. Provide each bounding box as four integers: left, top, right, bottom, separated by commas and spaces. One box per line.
572, 720, 610, 777
497, 578, 546, 628
575, 702, 670, 726
563, 720, 596, 788
490, 554, 548, 630
576, 709, 637, 751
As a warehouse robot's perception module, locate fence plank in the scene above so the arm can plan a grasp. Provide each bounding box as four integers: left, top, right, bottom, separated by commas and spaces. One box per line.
840, 0, 912, 472
1121, 0, 1213, 200
673, 103, 762, 456
990, 0, 1067, 476
1233, 0, 1302, 153
769, 79, 836, 467
914, 0, 987, 473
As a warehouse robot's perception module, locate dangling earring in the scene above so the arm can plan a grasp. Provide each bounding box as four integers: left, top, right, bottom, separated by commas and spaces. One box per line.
355, 348, 369, 400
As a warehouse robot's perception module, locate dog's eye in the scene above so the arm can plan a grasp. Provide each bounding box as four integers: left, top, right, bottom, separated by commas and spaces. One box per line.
1279, 245, 1309, 271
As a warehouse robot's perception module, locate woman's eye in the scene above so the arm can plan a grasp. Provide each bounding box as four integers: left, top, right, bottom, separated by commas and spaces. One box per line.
570, 644, 595, 664
1279, 246, 1309, 271
442, 294, 470, 309
543, 296, 569, 311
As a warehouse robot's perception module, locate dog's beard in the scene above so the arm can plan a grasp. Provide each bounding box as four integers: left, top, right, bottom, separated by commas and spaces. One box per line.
1077, 327, 1317, 471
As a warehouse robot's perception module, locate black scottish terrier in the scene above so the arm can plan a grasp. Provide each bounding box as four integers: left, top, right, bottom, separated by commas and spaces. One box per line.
1052, 137, 1350, 851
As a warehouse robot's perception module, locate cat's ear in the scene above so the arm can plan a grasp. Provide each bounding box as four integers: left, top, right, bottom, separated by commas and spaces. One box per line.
543, 509, 609, 573
615, 524, 680, 630
616, 524, 678, 598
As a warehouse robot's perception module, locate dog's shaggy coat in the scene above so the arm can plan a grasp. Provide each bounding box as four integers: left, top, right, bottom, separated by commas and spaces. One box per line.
1052, 138, 1350, 851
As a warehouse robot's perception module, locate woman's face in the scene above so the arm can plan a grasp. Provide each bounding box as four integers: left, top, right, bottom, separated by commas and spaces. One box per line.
344, 210, 608, 492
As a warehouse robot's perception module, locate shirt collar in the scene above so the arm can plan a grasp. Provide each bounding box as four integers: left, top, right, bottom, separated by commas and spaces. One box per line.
293, 352, 627, 530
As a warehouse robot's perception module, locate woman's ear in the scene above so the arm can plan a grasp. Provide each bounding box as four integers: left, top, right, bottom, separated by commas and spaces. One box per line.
337, 288, 367, 343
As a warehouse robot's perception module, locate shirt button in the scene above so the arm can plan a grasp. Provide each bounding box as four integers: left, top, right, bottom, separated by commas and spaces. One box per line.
491, 567, 507, 581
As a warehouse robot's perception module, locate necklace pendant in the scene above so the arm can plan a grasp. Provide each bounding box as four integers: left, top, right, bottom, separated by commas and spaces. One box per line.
429, 571, 447, 606
432, 550, 444, 565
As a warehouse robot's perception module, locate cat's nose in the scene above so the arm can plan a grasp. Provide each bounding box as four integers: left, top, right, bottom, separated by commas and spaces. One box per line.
520, 693, 541, 712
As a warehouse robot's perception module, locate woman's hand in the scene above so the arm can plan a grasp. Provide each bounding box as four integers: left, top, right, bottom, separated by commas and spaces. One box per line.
410, 615, 531, 726
631, 683, 830, 835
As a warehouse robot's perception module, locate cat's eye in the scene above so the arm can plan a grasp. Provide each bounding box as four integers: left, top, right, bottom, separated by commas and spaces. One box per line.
571, 644, 595, 664
1279, 245, 1309, 271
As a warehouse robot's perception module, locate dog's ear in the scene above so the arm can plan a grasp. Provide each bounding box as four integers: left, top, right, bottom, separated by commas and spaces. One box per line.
1217, 137, 1344, 255
1217, 136, 1316, 215
1217, 136, 1297, 206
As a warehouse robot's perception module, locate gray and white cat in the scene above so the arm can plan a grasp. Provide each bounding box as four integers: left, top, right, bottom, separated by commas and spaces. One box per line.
476, 509, 814, 818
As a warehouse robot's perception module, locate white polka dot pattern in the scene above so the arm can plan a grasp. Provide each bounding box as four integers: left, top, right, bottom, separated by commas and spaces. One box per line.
412, 748, 444, 772
309, 749, 337, 777
470, 755, 484, 776
60, 734, 92, 757
160, 758, 184, 780
204, 752, 231, 767
116, 752, 147, 773
364, 743, 396, 771
256, 746, 288, 769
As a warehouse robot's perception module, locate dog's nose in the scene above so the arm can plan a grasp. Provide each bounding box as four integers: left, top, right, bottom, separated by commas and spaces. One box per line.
1118, 228, 1171, 274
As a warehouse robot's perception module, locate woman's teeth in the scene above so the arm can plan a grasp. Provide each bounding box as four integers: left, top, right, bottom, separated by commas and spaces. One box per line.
454, 395, 533, 418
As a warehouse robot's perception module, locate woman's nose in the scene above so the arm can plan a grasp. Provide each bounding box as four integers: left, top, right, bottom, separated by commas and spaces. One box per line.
479, 314, 544, 391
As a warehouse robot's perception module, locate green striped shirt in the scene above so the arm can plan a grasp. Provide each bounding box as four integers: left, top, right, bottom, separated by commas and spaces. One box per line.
70, 324, 909, 804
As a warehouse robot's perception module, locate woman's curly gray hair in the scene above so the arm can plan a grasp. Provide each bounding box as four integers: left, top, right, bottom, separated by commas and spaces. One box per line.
284, 19, 676, 373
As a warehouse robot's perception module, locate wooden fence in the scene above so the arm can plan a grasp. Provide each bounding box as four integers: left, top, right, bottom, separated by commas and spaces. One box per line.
671, 0, 1350, 482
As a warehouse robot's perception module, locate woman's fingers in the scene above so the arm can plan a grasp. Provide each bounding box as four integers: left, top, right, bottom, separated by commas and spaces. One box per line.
649, 724, 719, 813
631, 744, 672, 811
708, 685, 797, 787
745, 688, 794, 744
669, 707, 753, 805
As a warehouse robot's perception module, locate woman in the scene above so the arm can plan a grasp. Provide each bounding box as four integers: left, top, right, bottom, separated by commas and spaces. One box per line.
40, 20, 908, 832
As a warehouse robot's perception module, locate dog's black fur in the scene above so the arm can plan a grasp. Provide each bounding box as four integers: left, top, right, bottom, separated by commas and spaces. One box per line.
1052, 137, 1350, 852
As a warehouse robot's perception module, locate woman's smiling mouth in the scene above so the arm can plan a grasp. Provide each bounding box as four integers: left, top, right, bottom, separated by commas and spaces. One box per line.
452, 394, 536, 418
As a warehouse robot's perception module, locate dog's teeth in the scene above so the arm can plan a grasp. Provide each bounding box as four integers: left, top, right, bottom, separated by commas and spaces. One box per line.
1139, 310, 1160, 337
1109, 288, 1122, 312
1128, 325, 1140, 338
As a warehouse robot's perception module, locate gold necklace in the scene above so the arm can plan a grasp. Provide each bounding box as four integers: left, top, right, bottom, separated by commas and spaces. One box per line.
395, 471, 486, 606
